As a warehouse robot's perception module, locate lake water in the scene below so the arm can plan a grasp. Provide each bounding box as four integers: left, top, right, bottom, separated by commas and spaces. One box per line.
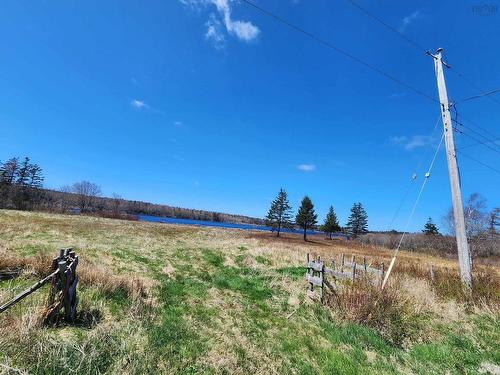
137, 214, 330, 236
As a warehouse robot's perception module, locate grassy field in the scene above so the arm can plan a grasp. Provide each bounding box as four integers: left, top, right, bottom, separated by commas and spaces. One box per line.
0, 210, 499, 374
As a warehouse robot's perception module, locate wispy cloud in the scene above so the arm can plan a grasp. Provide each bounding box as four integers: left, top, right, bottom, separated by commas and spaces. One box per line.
297, 164, 316, 172
130, 99, 164, 114
130, 99, 147, 109
174, 121, 184, 127
205, 14, 226, 50
390, 135, 436, 150
180, 0, 260, 49
400, 10, 420, 32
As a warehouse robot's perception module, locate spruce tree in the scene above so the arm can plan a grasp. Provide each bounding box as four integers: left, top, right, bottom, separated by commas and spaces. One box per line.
265, 188, 293, 237
321, 205, 341, 239
345, 202, 368, 238
422, 217, 440, 235
296, 196, 317, 241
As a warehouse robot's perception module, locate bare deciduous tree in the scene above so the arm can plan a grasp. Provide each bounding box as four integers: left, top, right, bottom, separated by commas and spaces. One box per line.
72, 181, 101, 212
111, 193, 122, 216
442, 193, 489, 238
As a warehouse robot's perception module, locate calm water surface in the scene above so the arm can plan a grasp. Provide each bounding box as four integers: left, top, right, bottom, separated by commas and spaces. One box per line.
138, 214, 331, 236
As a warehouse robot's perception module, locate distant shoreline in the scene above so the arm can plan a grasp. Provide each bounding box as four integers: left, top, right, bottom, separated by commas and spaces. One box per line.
138, 214, 348, 238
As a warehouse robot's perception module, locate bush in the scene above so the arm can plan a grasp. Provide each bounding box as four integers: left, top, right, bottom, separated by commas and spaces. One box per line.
326, 278, 428, 347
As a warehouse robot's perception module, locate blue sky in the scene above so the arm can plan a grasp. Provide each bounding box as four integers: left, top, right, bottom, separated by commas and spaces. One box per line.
1, 0, 499, 232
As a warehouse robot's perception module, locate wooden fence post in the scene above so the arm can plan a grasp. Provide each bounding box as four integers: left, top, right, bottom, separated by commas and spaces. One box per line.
319, 262, 325, 303
47, 256, 59, 306
351, 260, 357, 282
58, 260, 73, 322
379, 262, 385, 287
429, 264, 435, 283
363, 257, 367, 273
306, 254, 313, 292
340, 253, 345, 273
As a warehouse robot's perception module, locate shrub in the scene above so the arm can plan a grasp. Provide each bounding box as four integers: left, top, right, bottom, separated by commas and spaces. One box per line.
326, 278, 428, 347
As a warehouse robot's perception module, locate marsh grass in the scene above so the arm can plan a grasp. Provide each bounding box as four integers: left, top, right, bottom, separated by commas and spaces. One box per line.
0, 210, 499, 374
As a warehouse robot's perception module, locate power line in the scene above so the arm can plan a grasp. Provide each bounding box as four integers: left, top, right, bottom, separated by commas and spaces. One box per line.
460, 88, 500, 103
452, 125, 500, 155
344, 0, 500, 108
451, 104, 499, 144
452, 118, 500, 148
386, 114, 442, 231
240, 0, 439, 104
457, 138, 500, 150
448, 69, 500, 107
382, 132, 445, 289
451, 102, 498, 140
458, 151, 500, 175
345, 0, 427, 52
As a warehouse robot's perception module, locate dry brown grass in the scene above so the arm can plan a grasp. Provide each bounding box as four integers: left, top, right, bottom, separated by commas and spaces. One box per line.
326, 277, 427, 347
1, 210, 499, 374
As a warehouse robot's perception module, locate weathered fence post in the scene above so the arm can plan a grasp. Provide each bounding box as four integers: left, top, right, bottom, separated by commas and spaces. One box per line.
340, 253, 345, 273
429, 264, 435, 283
363, 257, 367, 273
351, 260, 357, 282
306, 253, 313, 292
379, 262, 385, 287
319, 262, 325, 303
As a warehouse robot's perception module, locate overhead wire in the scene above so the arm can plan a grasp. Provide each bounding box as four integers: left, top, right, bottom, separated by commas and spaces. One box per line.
240, 0, 439, 104
386, 113, 442, 231
457, 138, 500, 151
457, 151, 500, 175
343, 0, 500, 133
452, 124, 500, 155
382, 131, 445, 289
460, 88, 500, 103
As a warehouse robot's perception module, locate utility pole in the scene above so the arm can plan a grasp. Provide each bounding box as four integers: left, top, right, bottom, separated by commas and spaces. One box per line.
429, 48, 472, 289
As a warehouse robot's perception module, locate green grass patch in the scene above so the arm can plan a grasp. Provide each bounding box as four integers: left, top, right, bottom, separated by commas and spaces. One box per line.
275, 266, 305, 280
255, 255, 272, 266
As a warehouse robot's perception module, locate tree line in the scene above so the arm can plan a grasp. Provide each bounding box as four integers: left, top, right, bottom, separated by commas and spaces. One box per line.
0, 157, 44, 210
0, 156, 263, 225
265, 188, 368, 240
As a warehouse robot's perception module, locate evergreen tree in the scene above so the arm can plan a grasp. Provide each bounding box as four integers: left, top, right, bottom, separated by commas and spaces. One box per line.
295, 196, 317, 241
422, 217, 440, 235
345, 202, 368, 238
265, 188, 293, 237
16, 157, 31, 186
321, 205, 341, 239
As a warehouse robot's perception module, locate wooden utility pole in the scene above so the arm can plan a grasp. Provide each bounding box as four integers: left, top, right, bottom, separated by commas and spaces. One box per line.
429, 48, 472, 289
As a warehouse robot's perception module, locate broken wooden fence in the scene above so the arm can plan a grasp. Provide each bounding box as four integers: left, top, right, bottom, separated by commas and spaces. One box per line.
306, 253, 385, 302
0, 248, 79, 323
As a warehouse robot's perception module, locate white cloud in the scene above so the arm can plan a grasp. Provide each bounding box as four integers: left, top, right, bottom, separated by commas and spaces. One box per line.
391, 135, 435, 150
205, 14, 226, 49
400, 10, 420, 32
130, 99, 146, 109
130, 99, 164, 114
174, 121, 184, 127
213, 0, 260, 41
297, 164, 316, 172
180, 0, 260, 48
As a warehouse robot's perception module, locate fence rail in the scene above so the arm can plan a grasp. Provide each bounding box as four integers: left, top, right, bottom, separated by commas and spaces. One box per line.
305, 253, 385, 302
0, 248, 79, 323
